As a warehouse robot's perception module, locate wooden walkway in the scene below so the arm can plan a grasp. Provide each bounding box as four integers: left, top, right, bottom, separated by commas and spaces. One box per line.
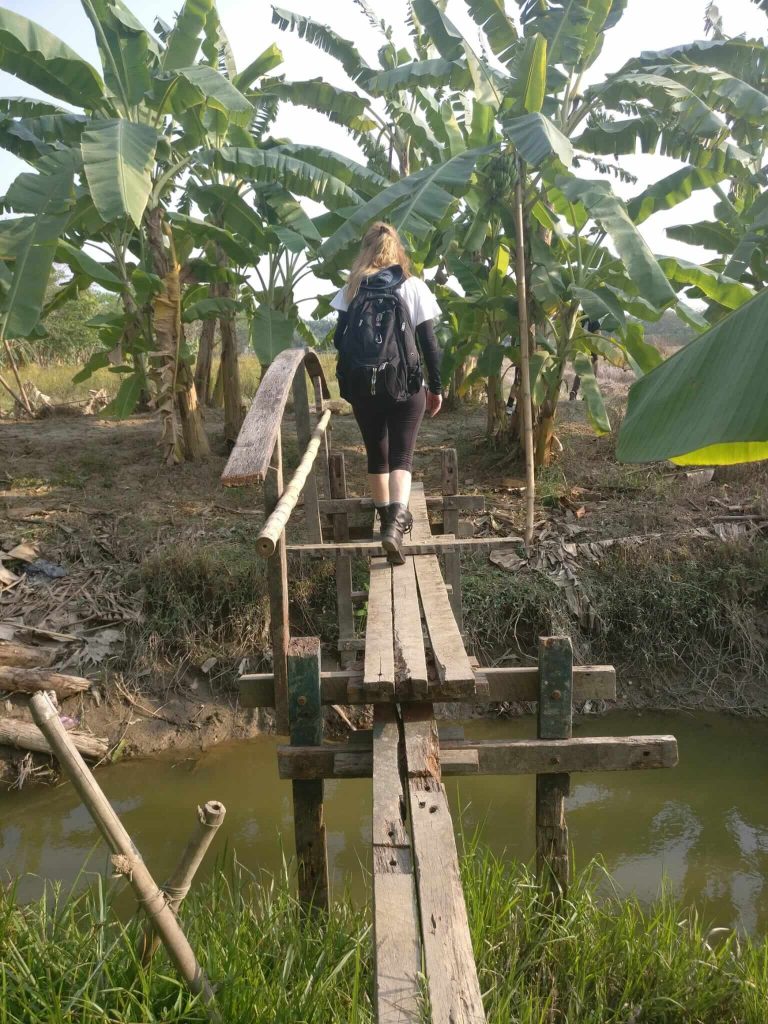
221, 348, 679, 1024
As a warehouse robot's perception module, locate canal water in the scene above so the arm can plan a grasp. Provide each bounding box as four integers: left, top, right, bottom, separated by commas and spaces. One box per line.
1, 711, 766, 934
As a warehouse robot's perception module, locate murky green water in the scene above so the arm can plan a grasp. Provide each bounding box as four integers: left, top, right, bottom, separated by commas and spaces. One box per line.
1, 712, 766, 934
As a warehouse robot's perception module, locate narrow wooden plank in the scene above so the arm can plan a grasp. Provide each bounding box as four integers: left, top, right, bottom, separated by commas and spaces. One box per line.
288, 637, 328, 913
276, 735, 680, 780
335, 747, 479, 779
222, 348, 306, 486
442, 449, 463, 630
265, 430, 289, 732
536, 637, 573, 894
402, 706, 485, 1024
287, 536, 522, 556
407, 482, 433, 543
318, 495, 485, 515
364, 559, 395, 697
392, 557, 428, 699
239, 664, 616, 707
291, 372, 322, 545
372, 706, 422, 1022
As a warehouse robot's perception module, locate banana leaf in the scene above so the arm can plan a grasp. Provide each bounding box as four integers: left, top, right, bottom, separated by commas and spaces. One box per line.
617, 288, 768, 465
81, 119, 158, 228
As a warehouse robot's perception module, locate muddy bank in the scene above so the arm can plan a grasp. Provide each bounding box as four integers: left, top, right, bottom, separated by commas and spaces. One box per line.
1, 401, 767, 786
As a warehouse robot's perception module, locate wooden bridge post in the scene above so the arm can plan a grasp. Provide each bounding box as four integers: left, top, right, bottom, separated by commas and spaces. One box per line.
329, 453, 355, 667
535, 636, 573, 894
292, 371, 322, 544
441, 449, 463, 630
288, 636, 329, 912
264, 430, 290, 733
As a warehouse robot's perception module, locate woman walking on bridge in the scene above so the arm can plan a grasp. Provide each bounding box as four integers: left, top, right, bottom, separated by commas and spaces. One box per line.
331, 222, 443, 565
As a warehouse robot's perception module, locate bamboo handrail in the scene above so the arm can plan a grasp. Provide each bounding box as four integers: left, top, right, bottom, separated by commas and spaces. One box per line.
256, 409, 332, 558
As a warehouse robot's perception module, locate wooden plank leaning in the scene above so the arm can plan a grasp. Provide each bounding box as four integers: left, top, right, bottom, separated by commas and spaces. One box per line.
372, 705, 423, 1023
536, 636, 573, 894
402, 704, 486, 1024
288, 637, 329, 912
138, 800, 226, 965
256, 409, 331, 558
28, 692, 220, 1019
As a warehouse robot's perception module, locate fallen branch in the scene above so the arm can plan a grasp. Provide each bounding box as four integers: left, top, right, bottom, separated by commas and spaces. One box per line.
0, 643, 56, 669
0, 666, 90, 697
0, 718, 108, 759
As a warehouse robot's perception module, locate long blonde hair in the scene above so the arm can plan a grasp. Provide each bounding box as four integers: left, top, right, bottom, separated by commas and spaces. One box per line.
344, 222, 412, 302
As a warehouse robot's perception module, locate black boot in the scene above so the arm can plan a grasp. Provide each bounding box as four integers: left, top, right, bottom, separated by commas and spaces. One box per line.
381, 502, 413, 565
376, 504, 393, 538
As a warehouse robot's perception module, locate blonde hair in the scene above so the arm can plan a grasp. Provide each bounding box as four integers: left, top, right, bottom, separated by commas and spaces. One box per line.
344, 222, 412, 302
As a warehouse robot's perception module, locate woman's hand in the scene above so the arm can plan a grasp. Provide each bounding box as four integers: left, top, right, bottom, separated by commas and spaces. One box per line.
426, 390, 443, 417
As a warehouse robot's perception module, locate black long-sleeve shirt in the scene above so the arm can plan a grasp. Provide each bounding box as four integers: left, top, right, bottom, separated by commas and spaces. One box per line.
333, 312, 442, 394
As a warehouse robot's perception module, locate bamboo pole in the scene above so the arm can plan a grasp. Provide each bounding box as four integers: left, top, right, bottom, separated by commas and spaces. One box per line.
514, 159, 536, 550
138, 800, 226, 965
256, 409, 331, 558
29, 692, 220, 1019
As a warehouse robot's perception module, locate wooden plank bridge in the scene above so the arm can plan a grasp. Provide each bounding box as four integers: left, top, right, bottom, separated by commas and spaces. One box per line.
222, 347, 679, 1023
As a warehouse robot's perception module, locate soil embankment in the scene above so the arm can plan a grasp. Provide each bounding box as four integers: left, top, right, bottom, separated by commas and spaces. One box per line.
1, 393, 767, 786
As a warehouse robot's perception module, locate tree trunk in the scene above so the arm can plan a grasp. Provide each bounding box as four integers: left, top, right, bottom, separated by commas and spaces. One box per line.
486, 372, 506, 439
444, 359, 466, 412
534, 400, 557, 468
194, 317, 216, 406
145, 207, 209, 464
210, 360, 224, 407
217, 263, 243, 447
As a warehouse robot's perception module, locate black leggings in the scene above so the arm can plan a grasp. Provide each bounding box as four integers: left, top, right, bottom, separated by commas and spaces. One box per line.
352, 388, 426, 473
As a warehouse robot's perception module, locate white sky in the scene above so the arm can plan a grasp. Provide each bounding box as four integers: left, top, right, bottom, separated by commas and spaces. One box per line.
0, 0, 765, 287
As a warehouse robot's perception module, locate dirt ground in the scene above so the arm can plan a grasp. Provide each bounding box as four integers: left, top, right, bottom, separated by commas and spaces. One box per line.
1, 376, 767, 786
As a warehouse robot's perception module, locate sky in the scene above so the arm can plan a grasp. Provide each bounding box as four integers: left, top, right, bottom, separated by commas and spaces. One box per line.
0, 0, 765, 287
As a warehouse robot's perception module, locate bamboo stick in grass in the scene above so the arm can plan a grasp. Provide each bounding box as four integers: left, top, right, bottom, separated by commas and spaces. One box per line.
29, 692, 220, 1020
138, 799, 226, 965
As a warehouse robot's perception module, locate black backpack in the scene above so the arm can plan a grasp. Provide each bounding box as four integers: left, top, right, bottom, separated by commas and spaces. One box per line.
336, 266, 422, 403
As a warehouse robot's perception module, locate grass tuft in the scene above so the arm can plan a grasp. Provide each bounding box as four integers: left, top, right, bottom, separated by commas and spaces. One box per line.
1, 848, 766, 1023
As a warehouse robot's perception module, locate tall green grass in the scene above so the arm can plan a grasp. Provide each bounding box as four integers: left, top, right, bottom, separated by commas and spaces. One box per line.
1, 845, 765, 1023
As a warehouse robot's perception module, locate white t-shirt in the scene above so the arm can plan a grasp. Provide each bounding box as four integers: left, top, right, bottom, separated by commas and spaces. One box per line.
330, 276, 441, 327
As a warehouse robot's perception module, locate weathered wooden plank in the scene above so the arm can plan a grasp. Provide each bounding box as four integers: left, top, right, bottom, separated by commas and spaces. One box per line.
334, 746, 479, 779
303, 351, 331, 399
364, 559, 395, 697
277, 735, 679, 780
287, 536, 522, 557
290, 373, 323, 545
318, 495, 485, 515
442, 449, 463, 630
402, 705, 485, 1024
265, 430, 290, 732
392, 557, 428, 699
329, 454, 356, 666
288, 637, 328, 912
372, 706, 422, 1022
239, 663, 616, 707
221, 347, 306, 486
536, 637, 573, 894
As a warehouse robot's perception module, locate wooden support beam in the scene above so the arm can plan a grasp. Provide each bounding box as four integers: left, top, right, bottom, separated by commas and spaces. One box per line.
291, 371, 323, 545
442, 449, 463, 630
288, 637, 328, 912
256, 410, 331, 558
536, 637, 573, 894
265, 430, 289, 732
239, 663, 617, 707
318, 495, 485, 515
276, 734, 679, 781
372, 706, 422, 1022
287, 536, 522, 557
329, 453, 355, 667
402, 704, 486, 1023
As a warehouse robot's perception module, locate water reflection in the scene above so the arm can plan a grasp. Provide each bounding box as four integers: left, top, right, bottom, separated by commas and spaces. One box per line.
0, 711, 766, 935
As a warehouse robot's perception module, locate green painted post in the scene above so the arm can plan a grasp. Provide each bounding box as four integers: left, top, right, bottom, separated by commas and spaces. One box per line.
536, 636, 573, 894
288, 636, 329, 911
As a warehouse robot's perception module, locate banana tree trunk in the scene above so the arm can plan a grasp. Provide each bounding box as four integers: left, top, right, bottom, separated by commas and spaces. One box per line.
486, 373, 506, 439
215, 253, 243, 447
145, 208, 209, 464
194, 317, 216, 406
445, 359, 467, 412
